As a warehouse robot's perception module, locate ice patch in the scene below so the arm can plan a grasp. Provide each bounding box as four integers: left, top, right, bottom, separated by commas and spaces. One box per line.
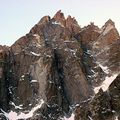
1, 99, 44, 120
30, 51, 41, 56
94, 74, 118, 93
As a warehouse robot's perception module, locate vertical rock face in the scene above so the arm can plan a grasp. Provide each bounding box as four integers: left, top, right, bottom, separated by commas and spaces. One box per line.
0, 11, 120, 120
92, 19, 120, 75
109, 74, 120, 113
0, 46, 10, 111
77, 23, 105, 86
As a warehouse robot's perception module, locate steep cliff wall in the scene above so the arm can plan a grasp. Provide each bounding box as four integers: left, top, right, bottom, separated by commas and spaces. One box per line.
0, 11, 119, 120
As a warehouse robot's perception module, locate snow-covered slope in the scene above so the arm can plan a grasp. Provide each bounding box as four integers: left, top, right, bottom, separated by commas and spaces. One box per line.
94, 74, 118, 93
1, 99, 44, 120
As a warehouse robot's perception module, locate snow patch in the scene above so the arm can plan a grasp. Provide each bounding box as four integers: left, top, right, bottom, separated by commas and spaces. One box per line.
65, 48, 77, 56
88, 116, 93, 120
20, 75, 25, 81
115, 116, 119, 120
1, 99, 44, 120
52, 21, 61, 25
10, 101, 23, 110
33, 34, 40, 39
30, 51, 41, 56
86, 50, 92, 55
49, 81, 54, 83
30, 80, 38, 83
91, 69, 95, 74
64, 40, 75, 43
94, 74, 118, 93
62, 113, 75, 120
52, 21, 64, 27
21, 75, 25, 78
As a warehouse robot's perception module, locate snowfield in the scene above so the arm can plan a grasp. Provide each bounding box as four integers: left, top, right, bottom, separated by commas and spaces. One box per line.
94, 74, 118, 93
1, 99, 44, 120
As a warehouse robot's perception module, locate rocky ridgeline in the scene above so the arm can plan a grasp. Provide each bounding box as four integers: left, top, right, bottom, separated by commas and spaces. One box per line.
0, 11, 120, 120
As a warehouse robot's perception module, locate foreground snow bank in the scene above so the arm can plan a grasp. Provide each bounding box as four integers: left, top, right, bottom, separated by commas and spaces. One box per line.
1, 99, 44, 120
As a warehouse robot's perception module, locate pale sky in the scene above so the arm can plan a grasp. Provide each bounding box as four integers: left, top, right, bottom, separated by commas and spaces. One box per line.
0, 0, 120, 45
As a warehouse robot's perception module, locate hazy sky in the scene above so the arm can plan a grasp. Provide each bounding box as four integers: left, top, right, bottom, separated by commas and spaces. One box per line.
1, 0, 120, 45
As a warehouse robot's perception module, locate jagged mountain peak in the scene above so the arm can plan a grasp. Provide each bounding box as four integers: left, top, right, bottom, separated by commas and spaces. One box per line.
105, 19, 115, 27
37, 16, 51, 25
66, 15, 77, 24
0, 12, 120, 120
52, 10, 66, 26
52, 10, 80, 33
84, 22, 100, 32
100, 19, 117, 36
53, 10, 65, 20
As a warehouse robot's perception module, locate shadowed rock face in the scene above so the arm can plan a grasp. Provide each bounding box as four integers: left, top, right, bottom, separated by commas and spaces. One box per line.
0, 11, 120, 120
0, 46, 10, 111
109, 74, 120, 113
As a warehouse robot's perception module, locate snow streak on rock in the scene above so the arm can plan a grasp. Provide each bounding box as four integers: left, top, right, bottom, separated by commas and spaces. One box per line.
10, 102, 23, 110
52, 21, 64, 27
30, 51, 41, 56
98, 64, 109, 74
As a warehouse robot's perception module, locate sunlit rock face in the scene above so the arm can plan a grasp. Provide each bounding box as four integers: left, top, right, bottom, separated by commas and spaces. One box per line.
92, 19, 120, 75
0, 11, 119, 120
